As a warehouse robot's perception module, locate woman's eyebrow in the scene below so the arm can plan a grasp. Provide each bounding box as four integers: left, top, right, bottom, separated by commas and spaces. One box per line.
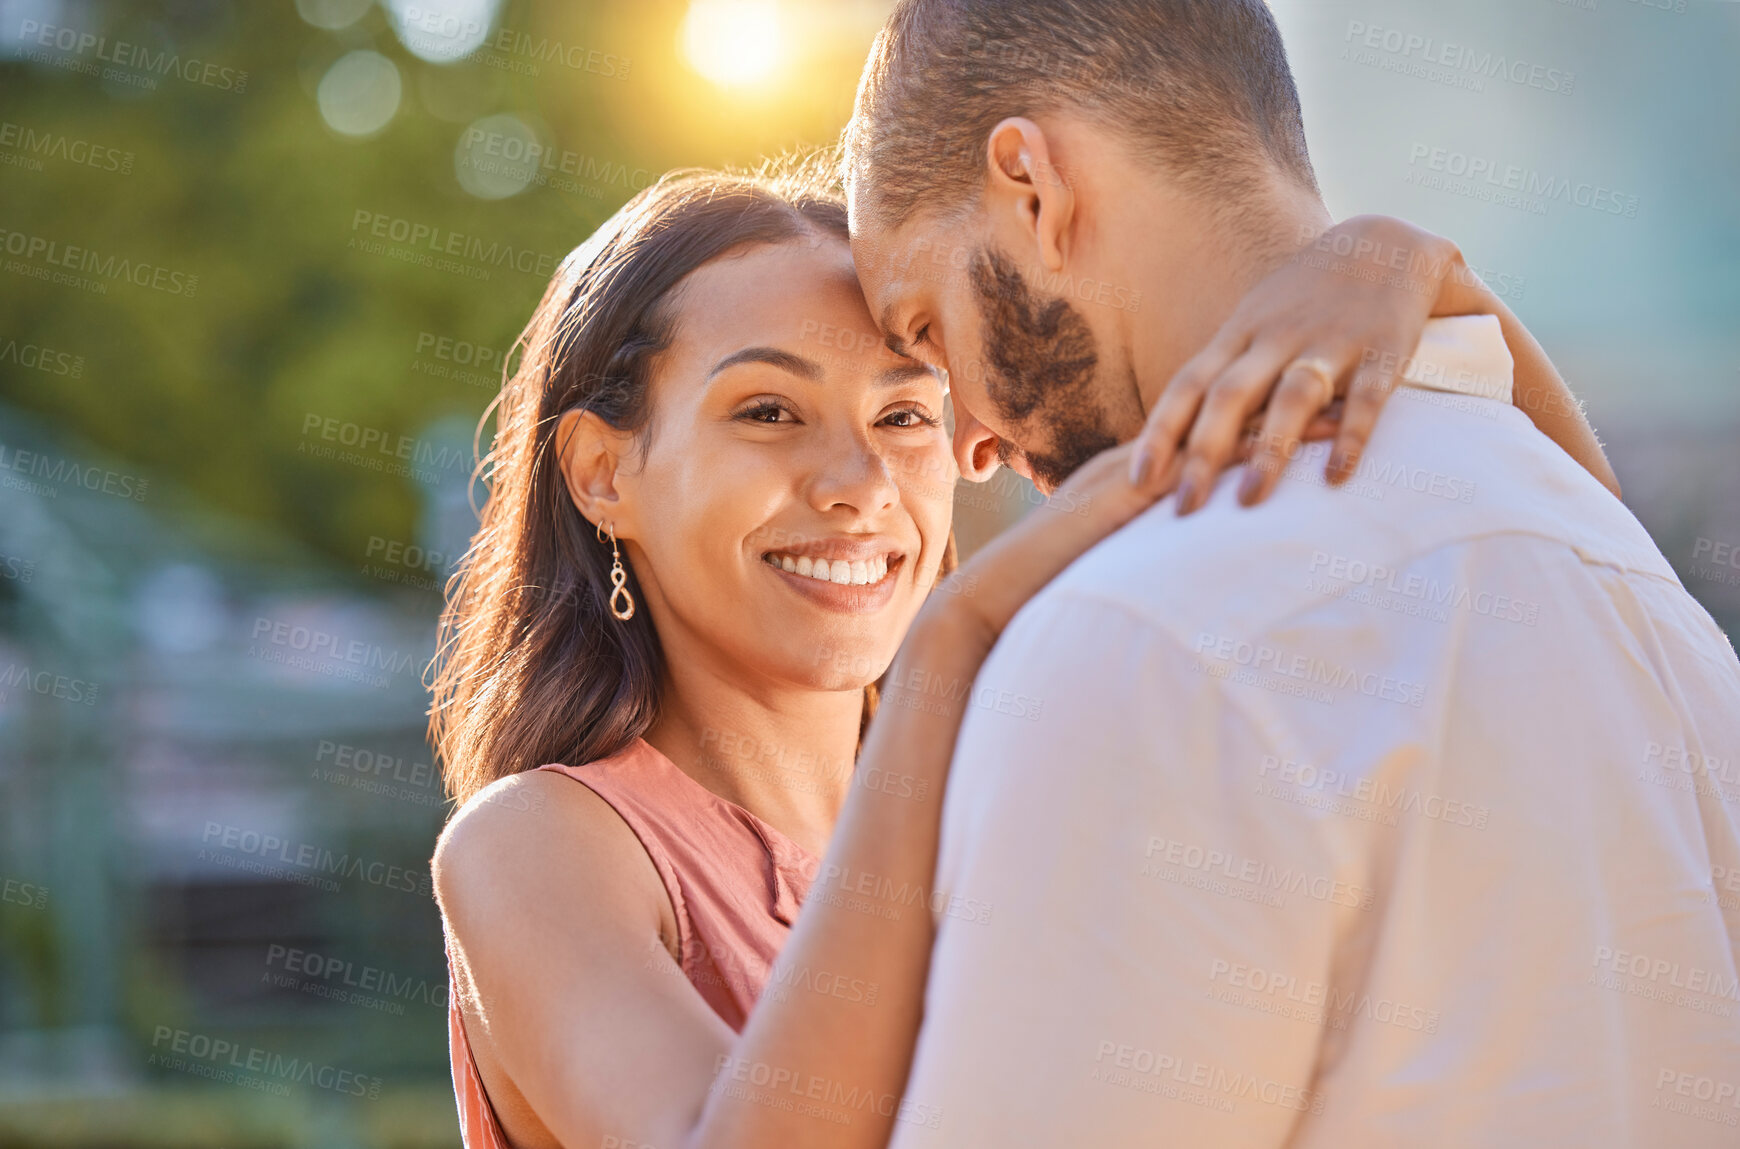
878, 362, 939, 386
707, 346, 823, 381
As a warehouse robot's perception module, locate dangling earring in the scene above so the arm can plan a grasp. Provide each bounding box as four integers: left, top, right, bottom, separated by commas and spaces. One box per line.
598, 521, 635, 621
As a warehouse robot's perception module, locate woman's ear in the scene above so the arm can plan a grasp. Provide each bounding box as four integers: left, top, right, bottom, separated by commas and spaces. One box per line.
555, 408, 636, 536
984, 116, 1075, 273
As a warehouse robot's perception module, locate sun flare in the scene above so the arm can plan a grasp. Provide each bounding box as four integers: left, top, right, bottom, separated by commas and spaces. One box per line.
680, 0, 785, 87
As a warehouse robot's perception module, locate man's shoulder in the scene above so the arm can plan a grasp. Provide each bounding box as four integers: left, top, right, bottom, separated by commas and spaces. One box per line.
1038, 396, 1669, 641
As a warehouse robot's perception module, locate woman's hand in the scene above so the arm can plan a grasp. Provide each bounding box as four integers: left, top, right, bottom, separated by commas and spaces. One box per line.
1129, 214, 1457, 511
1128, 215, 1464, 513
1125, 213, 1620, 512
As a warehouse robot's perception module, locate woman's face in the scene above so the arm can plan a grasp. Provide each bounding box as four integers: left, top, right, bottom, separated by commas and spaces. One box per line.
612, 236, 956, 691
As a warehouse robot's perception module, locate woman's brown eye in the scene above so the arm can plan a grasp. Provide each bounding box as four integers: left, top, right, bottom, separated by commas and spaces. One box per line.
740, 402, 790, 423
881, 407, 938, 429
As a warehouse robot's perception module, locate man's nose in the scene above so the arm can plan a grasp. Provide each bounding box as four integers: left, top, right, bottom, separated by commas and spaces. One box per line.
950, 398, 1003, 484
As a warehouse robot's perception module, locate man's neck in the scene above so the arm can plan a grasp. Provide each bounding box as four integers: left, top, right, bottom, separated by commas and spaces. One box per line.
1114, 181, 1333, 420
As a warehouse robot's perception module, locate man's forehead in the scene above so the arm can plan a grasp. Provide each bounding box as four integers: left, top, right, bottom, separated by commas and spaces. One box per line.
850, 218, 951, 322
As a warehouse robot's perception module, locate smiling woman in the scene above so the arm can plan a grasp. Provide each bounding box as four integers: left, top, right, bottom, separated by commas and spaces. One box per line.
428, 167, 953, 812
427, 165, 963, 1149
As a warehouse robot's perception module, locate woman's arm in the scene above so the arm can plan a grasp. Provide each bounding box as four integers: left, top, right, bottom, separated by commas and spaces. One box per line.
1432, 263, 1620, 497
436, 445, 1161, 1149
1129, 214, 1621, 506
696, 443, 1157, 1148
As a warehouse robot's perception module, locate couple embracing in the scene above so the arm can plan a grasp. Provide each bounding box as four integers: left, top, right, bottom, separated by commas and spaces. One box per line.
429, 2, 1740, 1146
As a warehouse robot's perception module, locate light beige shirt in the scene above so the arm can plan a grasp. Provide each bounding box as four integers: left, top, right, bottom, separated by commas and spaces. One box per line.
892, 318, 1740, 1148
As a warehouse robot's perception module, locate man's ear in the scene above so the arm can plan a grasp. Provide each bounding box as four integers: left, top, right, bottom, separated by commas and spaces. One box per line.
555, 407, 637, 537
984, 116, 1075, 272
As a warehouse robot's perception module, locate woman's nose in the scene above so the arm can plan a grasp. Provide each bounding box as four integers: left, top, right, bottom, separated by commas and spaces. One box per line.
809, 431, 900, 515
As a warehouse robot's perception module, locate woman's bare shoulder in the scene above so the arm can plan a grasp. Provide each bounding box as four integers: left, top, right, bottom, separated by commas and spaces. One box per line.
433, 768, 668, 937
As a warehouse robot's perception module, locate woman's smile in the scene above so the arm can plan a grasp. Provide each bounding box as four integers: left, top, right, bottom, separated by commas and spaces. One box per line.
759, 539, 907, 614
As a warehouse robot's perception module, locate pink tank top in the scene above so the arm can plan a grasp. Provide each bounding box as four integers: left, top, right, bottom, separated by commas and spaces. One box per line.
446, 738, 820, 1148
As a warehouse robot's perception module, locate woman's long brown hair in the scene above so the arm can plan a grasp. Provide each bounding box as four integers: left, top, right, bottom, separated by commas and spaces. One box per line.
428, 166, 947, 807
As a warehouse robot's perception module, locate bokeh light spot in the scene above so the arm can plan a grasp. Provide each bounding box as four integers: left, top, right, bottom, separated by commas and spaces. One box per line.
454, 113, 541, 200
317, 49, 403, 138
294, 0, 373, 32
384, 0, 501, 65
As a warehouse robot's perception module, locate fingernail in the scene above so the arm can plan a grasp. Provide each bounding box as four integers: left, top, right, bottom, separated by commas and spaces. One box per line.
1237, 467, 1265, 507
1328, 450, 1355, 483
1174, 475, 1198, 516
1129, 445, 1151, 487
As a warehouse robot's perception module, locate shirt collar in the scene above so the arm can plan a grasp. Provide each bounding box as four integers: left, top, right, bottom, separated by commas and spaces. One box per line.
1399, 315, 1514, 404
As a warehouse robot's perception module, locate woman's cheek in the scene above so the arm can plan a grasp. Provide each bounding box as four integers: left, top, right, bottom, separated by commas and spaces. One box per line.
893, 440, 957, 507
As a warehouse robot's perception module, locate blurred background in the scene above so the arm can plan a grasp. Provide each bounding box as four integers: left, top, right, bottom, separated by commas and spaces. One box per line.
0, 0, 1734, 1144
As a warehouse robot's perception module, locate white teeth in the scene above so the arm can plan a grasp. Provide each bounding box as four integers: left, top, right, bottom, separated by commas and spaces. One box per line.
765, 552, 895, 586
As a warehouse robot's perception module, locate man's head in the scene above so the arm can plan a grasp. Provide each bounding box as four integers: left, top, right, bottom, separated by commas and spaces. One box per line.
845, 0, 1325, 490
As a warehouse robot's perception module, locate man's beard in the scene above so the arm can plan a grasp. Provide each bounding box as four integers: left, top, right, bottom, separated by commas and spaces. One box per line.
968, 248, 1121, 491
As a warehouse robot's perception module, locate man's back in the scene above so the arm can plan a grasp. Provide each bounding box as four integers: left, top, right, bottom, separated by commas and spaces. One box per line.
890, 318, 1740, 1148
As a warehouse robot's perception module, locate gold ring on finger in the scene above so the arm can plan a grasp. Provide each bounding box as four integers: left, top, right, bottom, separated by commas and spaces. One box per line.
1284, 356, 1339, 404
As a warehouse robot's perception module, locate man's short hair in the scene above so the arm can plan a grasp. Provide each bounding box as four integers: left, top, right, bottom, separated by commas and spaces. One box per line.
845, 0, 1318, 229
